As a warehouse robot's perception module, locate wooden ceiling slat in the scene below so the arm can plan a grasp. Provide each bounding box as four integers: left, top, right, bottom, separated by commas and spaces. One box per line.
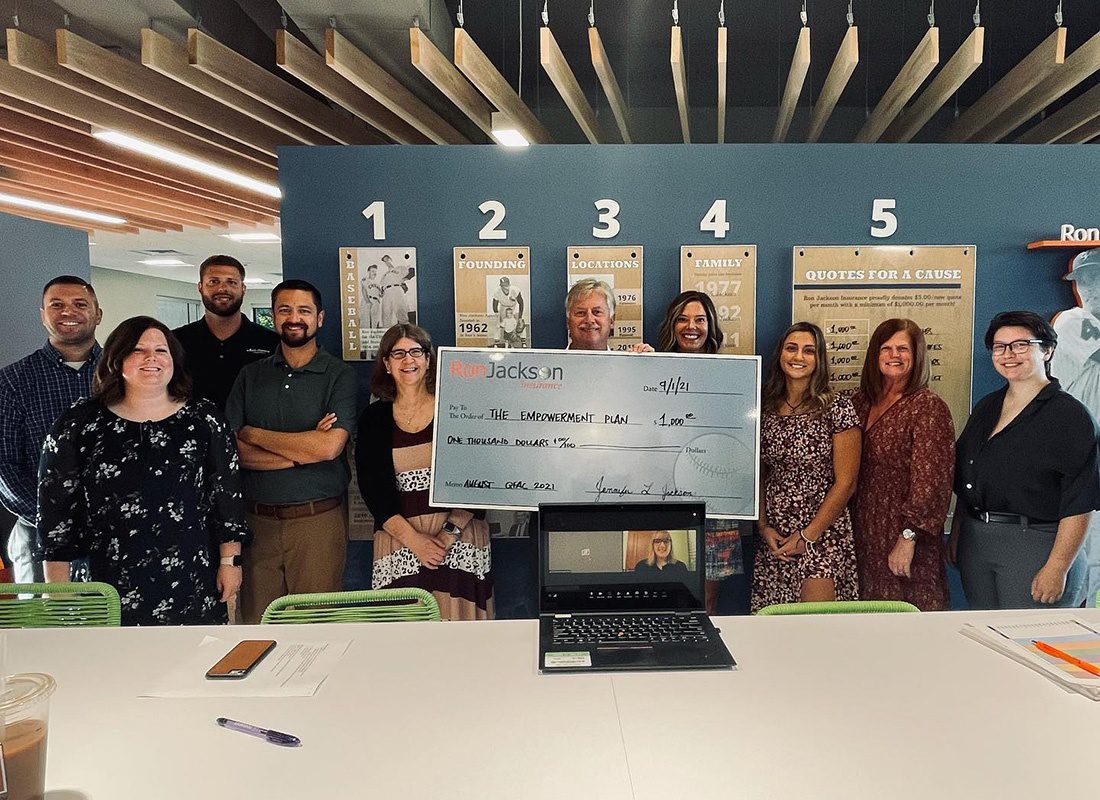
409, 26, 493, 138
0, 64, 278, 194
806, 26, 859, 143
772, 27, 811, 143
0, 108, 279, 216
717, 26, 728, 144
972, 30, 1100, 143
942, 27, 1066, 143
540, 26, 603, 144
141, 28, 332, 146
0, 92, 89, 134
273, 30, 425, 145
881, 26, 984, 143
0, 138, 255, 226
0, 159, 222, 229
188, 28, 384, 146
670, 26, 690, 144
1061, 113, 1100, 144
0, 176, 172, 232
454, 29, 553, 144
1017, 82, 1100, 144
56, 29, 294, 158
0, 206, 97, 233
325, 28, 467, 144
856, 27, 939, 144
5, 29, 276, 171
588, 27, 631, 144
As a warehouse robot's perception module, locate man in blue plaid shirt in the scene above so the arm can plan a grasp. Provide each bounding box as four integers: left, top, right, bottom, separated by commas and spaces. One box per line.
0, 276, 102, 582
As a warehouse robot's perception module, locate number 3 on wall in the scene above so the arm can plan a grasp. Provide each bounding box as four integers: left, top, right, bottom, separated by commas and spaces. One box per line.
593, 199, 620, 239
870, 198, 898, 238
479, 200, 507, 240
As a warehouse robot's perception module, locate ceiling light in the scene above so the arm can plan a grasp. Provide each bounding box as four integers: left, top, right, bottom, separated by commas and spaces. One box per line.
222, 232, 281, 243
92, 130, 283, 199
490, 112, 530, 147
243, 277, 269, 285
0, 192, 126, 225
138, 258, 191, 266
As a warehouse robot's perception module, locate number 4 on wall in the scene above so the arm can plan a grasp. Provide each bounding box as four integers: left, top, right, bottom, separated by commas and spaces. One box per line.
871, 198, 898, 238
700, 200, 731, 238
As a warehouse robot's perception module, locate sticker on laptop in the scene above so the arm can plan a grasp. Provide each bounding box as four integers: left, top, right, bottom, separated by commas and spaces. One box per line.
544, 651, 592, 668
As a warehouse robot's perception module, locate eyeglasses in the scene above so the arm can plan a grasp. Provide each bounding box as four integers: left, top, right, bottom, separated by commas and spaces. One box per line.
990, 339, 1045, 356
652, 537, 672, 545
387, 347, 427, 360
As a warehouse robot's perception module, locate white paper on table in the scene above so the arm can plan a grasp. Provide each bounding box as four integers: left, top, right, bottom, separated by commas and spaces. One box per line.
139, 636, 351, 698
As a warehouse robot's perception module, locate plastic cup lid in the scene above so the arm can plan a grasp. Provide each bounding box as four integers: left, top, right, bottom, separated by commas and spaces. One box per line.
0, 673, 56, 716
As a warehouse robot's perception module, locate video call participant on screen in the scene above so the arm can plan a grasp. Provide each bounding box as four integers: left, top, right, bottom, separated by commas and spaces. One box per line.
357, 323, 494, 620
38, 316, 248, 626
174, 255, 279, 411
632, 531, 689, 575
851, 318, 955, 611
950, 310, 1099, 609
656, 290, 745, 614
752, 322, 861, 613
226, 280, 357, 624
565, 279, 653, 352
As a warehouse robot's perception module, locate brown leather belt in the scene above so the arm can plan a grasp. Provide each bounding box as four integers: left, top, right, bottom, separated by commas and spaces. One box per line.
250, 496, 342, 520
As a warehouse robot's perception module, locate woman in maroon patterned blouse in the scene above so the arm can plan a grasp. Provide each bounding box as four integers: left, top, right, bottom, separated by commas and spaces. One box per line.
851, 319, 955, 610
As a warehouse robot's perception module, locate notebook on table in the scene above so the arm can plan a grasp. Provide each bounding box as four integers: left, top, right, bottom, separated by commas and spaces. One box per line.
538, 502, 736, 673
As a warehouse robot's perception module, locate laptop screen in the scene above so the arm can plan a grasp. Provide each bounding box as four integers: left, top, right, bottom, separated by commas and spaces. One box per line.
539, 502, 706, 612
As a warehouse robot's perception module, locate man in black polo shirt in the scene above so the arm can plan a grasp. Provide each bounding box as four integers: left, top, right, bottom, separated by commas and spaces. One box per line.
174, 254, 279, 410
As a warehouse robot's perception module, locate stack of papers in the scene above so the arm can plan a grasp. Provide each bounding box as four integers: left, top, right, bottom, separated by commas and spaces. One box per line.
960, 615, 1100, 700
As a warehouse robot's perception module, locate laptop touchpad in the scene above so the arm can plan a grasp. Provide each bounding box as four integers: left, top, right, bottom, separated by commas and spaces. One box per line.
595, 646, 657, 667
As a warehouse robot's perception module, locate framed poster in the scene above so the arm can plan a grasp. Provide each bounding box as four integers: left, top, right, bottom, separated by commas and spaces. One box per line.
453, 246, 532, 348
339, 246, 418, 360
680, 245, 757, 354
566, 245, 644, 350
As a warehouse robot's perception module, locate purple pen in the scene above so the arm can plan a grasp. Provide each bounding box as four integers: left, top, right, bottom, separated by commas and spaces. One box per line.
216, 717, 301, 747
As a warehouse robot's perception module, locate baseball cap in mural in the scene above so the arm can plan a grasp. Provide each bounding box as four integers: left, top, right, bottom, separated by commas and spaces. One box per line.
1064, 248, 1100, 281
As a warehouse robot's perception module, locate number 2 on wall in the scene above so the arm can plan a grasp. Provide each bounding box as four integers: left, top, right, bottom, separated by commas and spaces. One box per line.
870, 198, 898, 238
361, 200, 386, 240
479, 200, 507, 240
593, 199, 620, 239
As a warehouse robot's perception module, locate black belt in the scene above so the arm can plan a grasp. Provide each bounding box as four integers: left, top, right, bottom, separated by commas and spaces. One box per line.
968, 509, 1057, 527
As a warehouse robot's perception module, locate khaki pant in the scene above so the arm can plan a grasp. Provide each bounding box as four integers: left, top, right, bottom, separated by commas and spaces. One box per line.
240, 503, 347, 624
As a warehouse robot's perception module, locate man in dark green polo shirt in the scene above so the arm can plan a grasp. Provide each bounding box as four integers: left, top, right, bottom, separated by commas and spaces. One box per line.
225, 279, 358, 624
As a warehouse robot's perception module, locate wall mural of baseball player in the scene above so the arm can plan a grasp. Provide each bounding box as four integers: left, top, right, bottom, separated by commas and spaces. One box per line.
1051, 247, 1100, 607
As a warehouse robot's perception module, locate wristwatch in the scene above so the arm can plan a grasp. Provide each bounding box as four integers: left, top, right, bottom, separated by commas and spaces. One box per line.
441, 520, 463, 538
900, 528, 918, 542
220, 555, 243, 567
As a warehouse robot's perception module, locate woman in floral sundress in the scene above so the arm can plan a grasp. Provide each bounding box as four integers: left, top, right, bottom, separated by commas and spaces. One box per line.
751, 322, 861, 613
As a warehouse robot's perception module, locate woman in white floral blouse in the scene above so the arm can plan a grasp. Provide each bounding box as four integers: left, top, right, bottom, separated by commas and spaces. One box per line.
37, 316, 249, 625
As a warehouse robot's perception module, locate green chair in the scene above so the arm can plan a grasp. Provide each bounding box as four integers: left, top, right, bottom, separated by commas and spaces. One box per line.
0, 582, 121, 627
755, 600, 920, 616
261, 588, 442, 624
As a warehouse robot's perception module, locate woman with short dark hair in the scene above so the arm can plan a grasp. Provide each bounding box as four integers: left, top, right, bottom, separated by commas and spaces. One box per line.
37, 316, 249, 625
950, 310, 1100, 608
356, 323, 493, 620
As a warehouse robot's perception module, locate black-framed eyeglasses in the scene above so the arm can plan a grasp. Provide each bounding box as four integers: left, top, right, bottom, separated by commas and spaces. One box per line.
990, 339, 1045, 356
387, 347, 427, 360
652, 537, 672, 544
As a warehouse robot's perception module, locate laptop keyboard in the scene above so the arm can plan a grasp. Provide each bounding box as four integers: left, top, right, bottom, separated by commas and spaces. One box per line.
551, 613, 709, 646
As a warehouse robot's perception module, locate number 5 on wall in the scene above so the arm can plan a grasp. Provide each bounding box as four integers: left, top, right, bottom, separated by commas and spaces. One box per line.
870, 198, 898, 238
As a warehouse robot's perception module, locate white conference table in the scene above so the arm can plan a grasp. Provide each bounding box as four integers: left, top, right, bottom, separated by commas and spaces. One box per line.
7, 608, 1099, 800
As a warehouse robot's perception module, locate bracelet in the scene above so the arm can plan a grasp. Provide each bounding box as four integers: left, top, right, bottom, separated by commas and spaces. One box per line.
799, 531, 819, 553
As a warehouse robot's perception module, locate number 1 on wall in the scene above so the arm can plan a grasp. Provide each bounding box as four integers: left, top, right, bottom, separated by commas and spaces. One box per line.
361, 200, 386, 240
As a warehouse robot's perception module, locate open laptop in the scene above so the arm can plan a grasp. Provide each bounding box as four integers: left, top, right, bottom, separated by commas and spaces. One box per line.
538, 502, 736, 673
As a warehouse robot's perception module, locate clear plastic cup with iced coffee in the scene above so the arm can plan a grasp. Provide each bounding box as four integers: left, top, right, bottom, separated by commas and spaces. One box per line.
0, 673, 56, 800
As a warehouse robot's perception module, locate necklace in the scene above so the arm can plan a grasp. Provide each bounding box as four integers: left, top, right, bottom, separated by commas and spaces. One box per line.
783, 396, 807, 414
397, 394, 430, 427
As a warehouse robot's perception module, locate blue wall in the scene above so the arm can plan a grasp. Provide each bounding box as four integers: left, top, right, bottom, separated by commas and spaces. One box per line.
1, 212, 91, 368
278, 144, 1099, 613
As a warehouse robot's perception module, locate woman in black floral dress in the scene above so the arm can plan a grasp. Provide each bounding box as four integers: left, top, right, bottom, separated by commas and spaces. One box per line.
752, 322, 862, 613
37, 316, 249, 626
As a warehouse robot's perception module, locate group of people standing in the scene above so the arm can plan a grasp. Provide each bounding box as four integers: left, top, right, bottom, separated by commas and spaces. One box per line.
1, 261, 1096, 626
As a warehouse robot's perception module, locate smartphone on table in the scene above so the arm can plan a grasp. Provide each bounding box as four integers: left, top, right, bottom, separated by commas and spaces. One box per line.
206, 640, 277, 679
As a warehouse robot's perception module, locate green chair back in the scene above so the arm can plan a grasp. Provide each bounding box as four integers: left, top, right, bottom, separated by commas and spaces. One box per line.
756, 600, 920, 616
0, 582, 121, 627
261, 588, 442, 624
